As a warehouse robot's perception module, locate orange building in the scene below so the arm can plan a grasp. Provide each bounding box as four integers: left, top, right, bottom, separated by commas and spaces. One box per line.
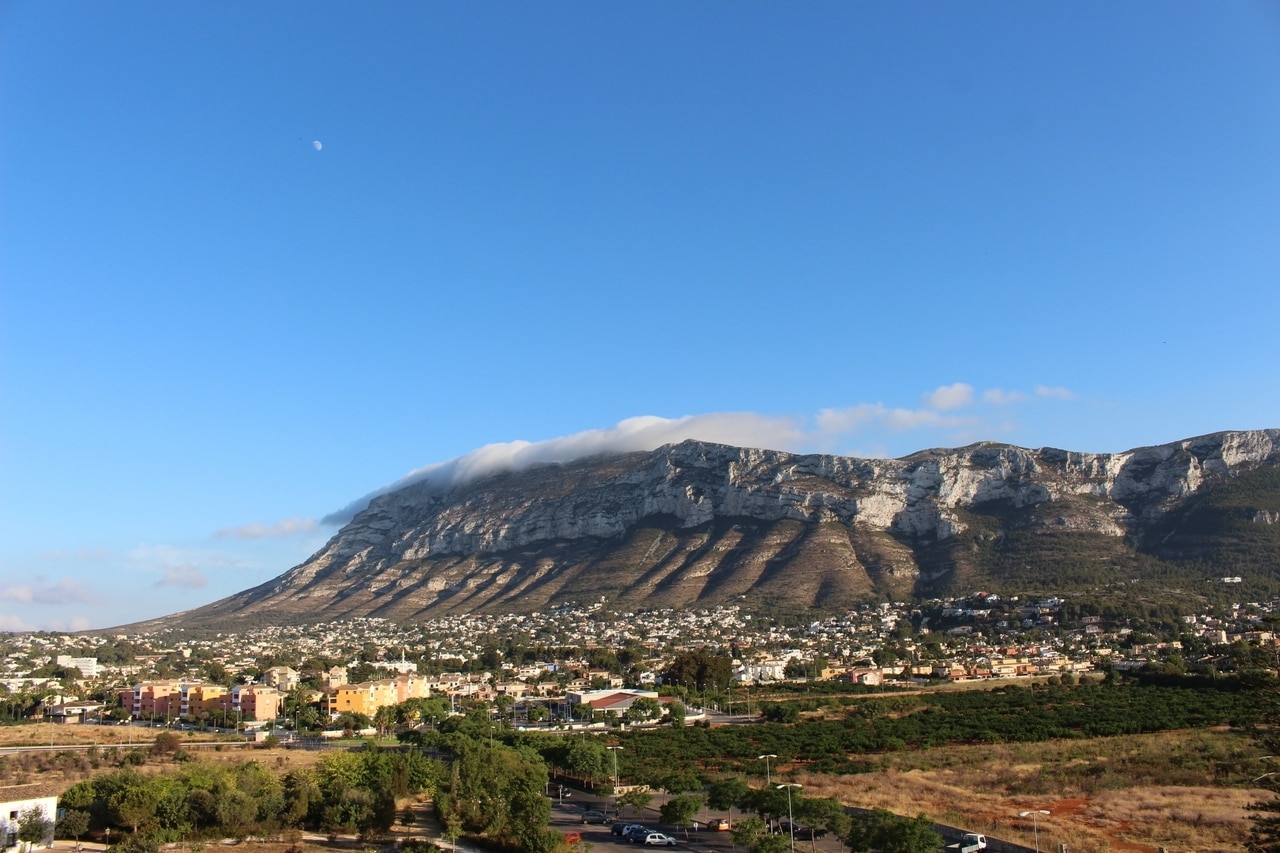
123, 681, 184, 720
181, 684, 228, 719
229, 685, 281, 722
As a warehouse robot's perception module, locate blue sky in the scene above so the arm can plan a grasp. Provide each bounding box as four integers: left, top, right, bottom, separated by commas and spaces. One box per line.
2, 3, 1279, 631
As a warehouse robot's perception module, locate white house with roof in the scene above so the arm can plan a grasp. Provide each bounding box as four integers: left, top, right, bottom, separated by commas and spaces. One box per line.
0, 788, 57, 849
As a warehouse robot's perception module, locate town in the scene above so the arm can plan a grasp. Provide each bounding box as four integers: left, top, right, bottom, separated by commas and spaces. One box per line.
3, 591, 1278, 731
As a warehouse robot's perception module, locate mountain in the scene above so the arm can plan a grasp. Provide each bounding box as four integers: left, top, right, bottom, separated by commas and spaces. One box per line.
171, 429, 1280, 629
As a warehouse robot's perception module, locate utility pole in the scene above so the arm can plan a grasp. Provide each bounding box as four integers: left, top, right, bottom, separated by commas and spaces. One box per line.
759, 754, 777, 786
607, 746, 623, 816
778, 784, 801, 853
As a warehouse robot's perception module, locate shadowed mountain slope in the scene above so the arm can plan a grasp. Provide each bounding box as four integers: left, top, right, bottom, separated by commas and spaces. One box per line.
147, 429, 1280, 629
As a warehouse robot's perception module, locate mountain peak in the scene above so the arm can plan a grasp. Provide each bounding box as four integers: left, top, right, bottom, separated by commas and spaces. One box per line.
159, 429, 1280, 631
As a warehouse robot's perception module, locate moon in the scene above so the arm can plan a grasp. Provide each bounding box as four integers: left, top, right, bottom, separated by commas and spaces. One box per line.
312, 140, 322, 151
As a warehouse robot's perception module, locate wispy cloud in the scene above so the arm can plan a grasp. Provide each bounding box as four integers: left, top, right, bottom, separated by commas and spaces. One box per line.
814, 403, 973, 436
982, 388, 1029, 405
40, 547, 113, 562
0, 614, 31, 632
43, 616, 92, 631
0, 577, 93, 605
322, 413, 808, 524
153, 565, 208, 589
216, 518, 317, 539
1035, 385, 1076, 400
321, 382, 1081, 525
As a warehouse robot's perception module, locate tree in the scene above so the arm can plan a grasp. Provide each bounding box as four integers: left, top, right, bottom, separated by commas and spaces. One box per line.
110, 785, 158, 834
216, 790, 259, 840
659, 794, 702, 839
742, 786, 789, 827
1249, 681, 1280, 851
17, 807, 52, 851
800, 798, 851, 853
373, 705, 397, 737
663, 651, 734, 692
150, 731, 182, 757
733, 816, 788, 853
846, 810, 942, 853
56, 810, 91, 846
761, 702, 800, 723
564, 738, 606, 782
656, 770, 702, 795
616, 789, 653, 818
667, 701, 686, 727
625, 697, 662, 723
707, 777, 750, 829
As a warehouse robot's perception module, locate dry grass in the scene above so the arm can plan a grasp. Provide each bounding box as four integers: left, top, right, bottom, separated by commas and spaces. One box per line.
795, 730, 1263, 853
0, 732, 324, 792
0, 722, 235, 748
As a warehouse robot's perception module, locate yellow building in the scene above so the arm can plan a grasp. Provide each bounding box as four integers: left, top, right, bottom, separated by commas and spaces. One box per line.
180, 684, 228, 719
326, 674, 432, 718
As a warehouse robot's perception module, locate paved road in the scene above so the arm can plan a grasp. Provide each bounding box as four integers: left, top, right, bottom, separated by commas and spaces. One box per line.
547, 779, 1036, 853
547, 782, 845, 853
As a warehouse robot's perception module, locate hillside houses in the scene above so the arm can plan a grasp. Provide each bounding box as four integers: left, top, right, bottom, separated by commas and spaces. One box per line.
5, 593, 1280, 731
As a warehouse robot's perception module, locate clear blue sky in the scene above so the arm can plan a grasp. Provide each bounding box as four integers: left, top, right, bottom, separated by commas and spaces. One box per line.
3, 3, 1279, 631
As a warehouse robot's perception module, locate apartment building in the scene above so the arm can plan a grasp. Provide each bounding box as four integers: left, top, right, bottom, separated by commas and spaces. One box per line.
324, 673, 432, 717
181, 683, 228, 719
55, 655, 100, 678
230, 684, 282, 721
262, 666, 300, 692
121, 680, 184, 719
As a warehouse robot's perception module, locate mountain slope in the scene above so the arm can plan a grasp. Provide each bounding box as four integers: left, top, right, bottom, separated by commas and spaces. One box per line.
166, 429, 1280, 629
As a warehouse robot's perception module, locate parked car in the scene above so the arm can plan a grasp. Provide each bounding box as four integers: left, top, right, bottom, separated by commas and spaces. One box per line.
563, 831, 582, 845
624, 826, 655, 842
709, 818, 731, 831
614, 823, 645, 837
581, 810, 611, 824
642, 833, 678, 846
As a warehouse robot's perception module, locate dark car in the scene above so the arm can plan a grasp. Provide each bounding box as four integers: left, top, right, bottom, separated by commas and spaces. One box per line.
581, 810, 611, 824
613, 823, 644, 837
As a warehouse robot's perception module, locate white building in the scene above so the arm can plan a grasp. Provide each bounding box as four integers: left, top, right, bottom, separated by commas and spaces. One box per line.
0, 790, 57, 849
55, 656, 100, 678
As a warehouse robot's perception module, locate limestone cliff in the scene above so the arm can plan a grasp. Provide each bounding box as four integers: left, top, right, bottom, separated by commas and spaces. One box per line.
177, 429, 1280, 627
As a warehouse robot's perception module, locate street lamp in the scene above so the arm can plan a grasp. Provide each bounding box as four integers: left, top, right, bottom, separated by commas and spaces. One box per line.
759, 753, 777, 786
777, 784, 801, 853
607, 746, 623, 815
1018, 810, 1049, 853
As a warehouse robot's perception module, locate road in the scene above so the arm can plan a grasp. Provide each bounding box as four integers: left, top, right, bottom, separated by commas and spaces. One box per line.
546, 779, 1036, 853
547, 782, 845, 853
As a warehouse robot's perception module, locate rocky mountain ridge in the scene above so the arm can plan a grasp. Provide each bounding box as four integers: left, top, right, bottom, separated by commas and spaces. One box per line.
172, 429, 1280, 628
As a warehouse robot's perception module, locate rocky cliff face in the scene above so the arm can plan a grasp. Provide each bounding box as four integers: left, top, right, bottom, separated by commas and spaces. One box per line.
179, 429, 1280, 627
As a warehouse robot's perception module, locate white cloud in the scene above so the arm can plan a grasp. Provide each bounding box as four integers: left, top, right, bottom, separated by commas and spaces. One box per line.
982, 388, 1029, 405
216, 518, 317, 539
44, 616, 92, 632
321, 381, 1086, 525
814, 403, 971, 437
323, 412, 807, 524
153, 565, 208, 589
0, 577, 93, 605
1035, 385, 1076, 400
0, 614, 31, 631
923, 382, 975, 410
